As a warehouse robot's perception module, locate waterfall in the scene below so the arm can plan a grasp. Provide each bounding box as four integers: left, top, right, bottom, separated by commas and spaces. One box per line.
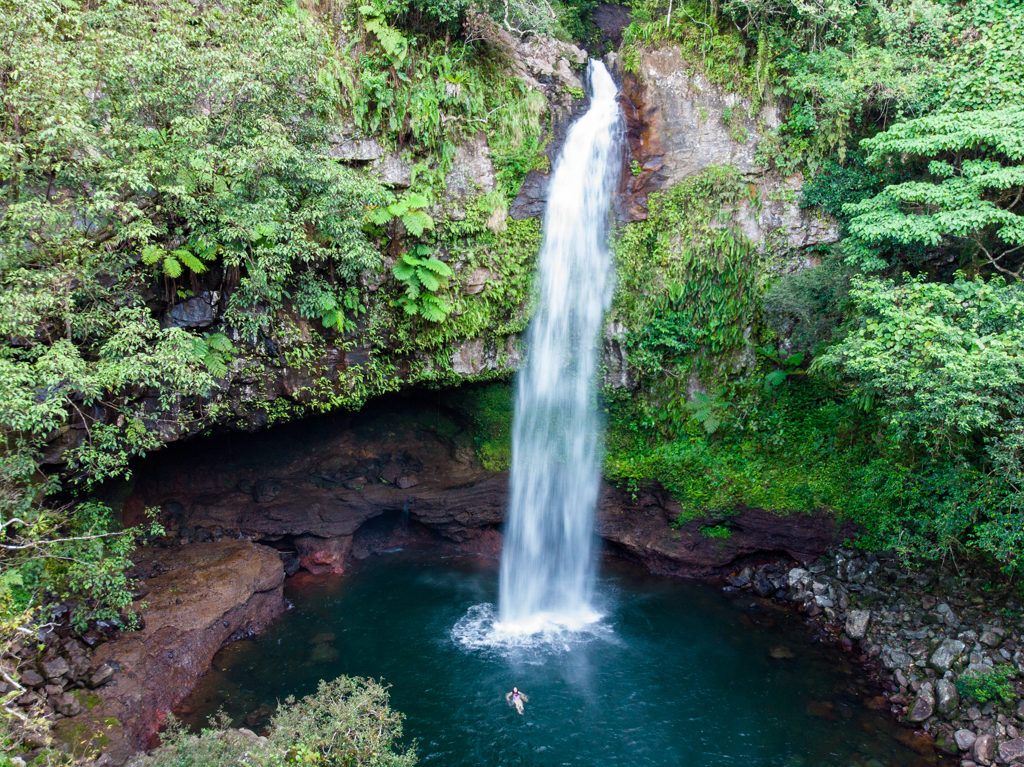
497, 60, 623, 634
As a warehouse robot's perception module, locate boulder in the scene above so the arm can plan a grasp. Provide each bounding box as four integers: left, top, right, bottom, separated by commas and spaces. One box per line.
906, 682, 935, 723
450, 335, 522, 376
53, 692, 82, 717
936, 678, 959, 716
326, 134, 383, 162
930, 639, 966, 673
972, 733, 995, 765
20, 668, 44, 688
845, 609, 871, 640
371, 153, 412, 188
979, 628, 1004, 648
954, 730, 977, 752
999, 738, 1024, 763
936, 602, 960, 628
42, 657, 69, 681
787, 568, 809, 588
165, 291, 219, 329
88, 663, 115, 689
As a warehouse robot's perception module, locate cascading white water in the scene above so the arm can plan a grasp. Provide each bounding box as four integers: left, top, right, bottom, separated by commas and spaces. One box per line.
496, 60, 623, 634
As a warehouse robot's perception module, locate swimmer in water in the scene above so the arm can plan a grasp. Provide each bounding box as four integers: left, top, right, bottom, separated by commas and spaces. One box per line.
505, 686, 528, 715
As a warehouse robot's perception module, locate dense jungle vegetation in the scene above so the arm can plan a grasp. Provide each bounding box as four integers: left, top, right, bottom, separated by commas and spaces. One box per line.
1, 0, 1023, 759
604, 0, 1024, 578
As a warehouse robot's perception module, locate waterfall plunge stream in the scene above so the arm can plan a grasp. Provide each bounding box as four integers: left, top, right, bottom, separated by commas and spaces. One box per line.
496, 60, 623, 636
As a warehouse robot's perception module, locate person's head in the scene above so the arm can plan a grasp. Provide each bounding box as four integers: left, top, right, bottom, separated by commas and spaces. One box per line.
512, 687, 519, 694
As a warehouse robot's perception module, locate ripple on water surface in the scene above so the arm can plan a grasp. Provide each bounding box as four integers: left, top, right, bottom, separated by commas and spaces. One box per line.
178, 553, 948, 767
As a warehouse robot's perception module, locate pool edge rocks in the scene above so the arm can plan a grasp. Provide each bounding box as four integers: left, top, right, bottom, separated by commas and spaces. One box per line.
733, 553, 1024, 766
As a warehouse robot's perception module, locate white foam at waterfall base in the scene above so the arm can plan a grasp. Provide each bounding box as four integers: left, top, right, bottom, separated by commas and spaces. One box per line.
451, 603, 613, 658
489, 58, 623, 639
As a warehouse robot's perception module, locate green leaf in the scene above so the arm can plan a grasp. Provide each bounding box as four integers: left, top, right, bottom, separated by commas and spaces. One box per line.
764, 369, 788, 390
162, 256, 183, 279
392, 259, 417, 282
418, 295, 451, 322
141, 245, 164, 265
421, 257, 453, 278
403, 192, 429, 209
175, 249, 208, 274
321, 309, 342, 330
418, 270, 441, 292
206, 333, 233, 353
401, 210, 434, 237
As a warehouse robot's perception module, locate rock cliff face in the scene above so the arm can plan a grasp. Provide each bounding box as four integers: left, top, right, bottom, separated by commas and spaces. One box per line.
617, 47, 837, 249
511, 45, 838, 252
122, 395, 844, 579
54, 541, 285, 765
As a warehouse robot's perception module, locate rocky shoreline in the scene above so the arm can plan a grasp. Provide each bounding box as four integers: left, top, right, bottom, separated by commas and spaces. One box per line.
733, 552, 1024, 766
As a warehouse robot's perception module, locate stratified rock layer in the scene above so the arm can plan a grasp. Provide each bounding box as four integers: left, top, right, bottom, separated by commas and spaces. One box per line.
123, 397, 843, 579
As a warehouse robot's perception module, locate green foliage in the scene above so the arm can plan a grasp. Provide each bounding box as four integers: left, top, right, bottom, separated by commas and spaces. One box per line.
763, 254, 852, 354
442, 381, 514, 471
295, 279, 365, 335
700, 524, 733, 540
686, 391, 729, 436
622, 0, 773, 103
943, 0, 1024, 113
801, 156, 881, 221
845, 109, 1024, 277
603, 377, 863, 519
759, 347, 804, 393
814, 275, 1024, 459
141, 240, 218, 282
191, 333, 236, 379
956, 665, 1017, 706
139, 677, 416, 767
814, 275, 1024, 572
392, 246, 455, 322
613, 167, 762, 432
1, 498, 163, 642
369, 192, 435, 238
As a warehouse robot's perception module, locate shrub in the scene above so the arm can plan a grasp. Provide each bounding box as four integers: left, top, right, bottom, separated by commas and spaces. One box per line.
138, 677, 416, 767
956, 665, 1017, 705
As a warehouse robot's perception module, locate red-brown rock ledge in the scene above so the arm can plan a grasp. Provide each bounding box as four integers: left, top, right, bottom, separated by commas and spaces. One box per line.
54, 540, 285, 765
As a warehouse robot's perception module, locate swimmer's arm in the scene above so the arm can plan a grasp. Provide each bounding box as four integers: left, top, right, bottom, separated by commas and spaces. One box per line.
505, 692, 513, 702
519, 694, 529, 702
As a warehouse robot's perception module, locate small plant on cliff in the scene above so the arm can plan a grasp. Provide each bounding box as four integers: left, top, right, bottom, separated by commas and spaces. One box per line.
191, 333, 236, 378
368, 192, 435, 238
294, 277, 365, 334
700, 524, 733, 540
392, 245, 454, 322
956, 665, 1017, 705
